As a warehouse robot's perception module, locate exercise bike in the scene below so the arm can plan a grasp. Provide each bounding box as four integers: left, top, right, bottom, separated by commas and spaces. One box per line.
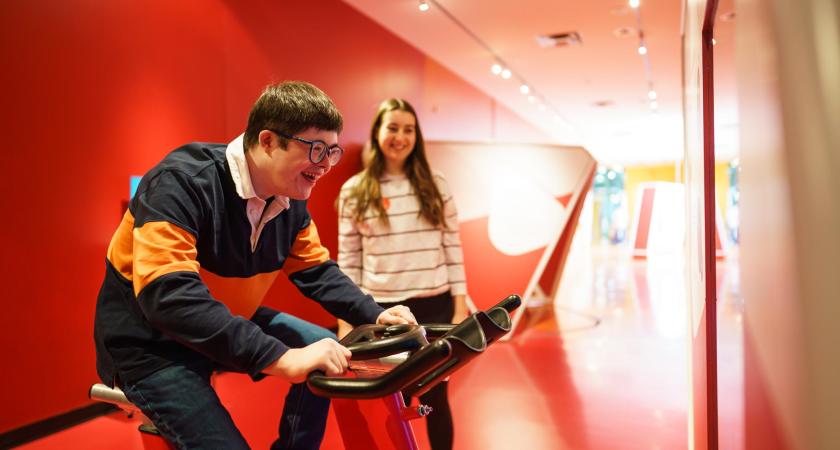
309, 294, 520, 449
90, 294, 521, 449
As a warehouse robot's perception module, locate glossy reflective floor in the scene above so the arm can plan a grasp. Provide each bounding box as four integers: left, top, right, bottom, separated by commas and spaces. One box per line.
21, 246, 744, 449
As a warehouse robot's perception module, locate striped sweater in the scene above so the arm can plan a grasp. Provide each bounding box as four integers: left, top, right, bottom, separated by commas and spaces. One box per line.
337, 171, 467, 303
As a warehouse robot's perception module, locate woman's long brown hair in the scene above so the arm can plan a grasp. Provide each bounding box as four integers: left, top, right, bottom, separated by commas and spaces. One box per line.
342, 98, 445, 228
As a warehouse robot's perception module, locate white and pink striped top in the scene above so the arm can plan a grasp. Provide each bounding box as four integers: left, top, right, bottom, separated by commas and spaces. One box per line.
337, 170, 467, 303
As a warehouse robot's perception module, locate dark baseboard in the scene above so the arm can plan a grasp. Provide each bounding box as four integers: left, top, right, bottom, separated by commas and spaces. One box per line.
0, 403, 117, 449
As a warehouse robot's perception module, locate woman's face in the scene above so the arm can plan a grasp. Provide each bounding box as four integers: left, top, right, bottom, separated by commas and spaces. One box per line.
376, 109, 417, 174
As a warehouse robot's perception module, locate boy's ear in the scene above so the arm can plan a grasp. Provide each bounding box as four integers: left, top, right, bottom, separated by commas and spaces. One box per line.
258, 130, 275, 149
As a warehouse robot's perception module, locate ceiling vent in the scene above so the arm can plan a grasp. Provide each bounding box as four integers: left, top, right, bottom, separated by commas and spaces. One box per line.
613, 27, 636, 38
535, 31, 582, 48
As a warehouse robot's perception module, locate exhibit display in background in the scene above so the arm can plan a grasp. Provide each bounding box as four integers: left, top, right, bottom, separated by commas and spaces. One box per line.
425, 141, 596, 336
726, 159, 739, 244
129, 176, 142, 199
630, 182, 729, 259
592, 167, 629, 245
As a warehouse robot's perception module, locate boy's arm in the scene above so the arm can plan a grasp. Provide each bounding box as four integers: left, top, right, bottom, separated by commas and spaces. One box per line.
287, 258, 385, 326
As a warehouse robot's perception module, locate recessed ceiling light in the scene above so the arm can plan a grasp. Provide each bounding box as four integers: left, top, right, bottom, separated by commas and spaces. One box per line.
629, 0, 640, 8
491, 64, 502, 75
418, 1, 430, 12
519, 84, 530, 94
648, 90, 657, 100
501, 69, 512, 79
638, 45, 648, 55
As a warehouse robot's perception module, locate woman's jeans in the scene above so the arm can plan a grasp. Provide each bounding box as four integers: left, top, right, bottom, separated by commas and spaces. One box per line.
121, 309, 336, 450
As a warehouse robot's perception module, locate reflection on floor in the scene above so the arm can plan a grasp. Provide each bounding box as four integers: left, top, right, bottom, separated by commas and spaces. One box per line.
20, 247, 743, 449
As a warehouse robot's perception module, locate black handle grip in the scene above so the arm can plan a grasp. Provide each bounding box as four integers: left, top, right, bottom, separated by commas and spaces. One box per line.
307, 339, 452, 399
424, 295, 520, 339
422, 323, 456, 339
339, 324, 387, 346
493, 294, 522, 313
343, 325, 428, 360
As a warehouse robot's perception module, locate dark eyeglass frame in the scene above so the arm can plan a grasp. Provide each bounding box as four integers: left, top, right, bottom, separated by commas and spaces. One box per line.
268, 129, 344, 166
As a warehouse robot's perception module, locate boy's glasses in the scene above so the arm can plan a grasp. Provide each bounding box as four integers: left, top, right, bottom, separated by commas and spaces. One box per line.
270, 130, 344, 166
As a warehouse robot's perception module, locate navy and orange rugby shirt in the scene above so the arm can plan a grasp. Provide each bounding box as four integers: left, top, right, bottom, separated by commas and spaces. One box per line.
93, 142, 384, 386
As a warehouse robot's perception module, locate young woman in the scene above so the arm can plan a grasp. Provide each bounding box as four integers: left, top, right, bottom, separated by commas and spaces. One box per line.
337, 98, 469, 450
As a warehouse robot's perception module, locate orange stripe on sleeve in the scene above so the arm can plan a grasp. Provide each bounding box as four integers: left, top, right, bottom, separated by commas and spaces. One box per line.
282, 220, 330, 274
107, 210, 136, 281
133, 221, 200, 296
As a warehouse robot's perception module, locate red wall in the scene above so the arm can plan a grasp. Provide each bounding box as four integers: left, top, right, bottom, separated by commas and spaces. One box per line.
0, 0, 547, 433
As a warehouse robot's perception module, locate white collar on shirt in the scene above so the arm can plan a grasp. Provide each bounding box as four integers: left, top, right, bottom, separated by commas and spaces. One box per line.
225, 134, 291, 251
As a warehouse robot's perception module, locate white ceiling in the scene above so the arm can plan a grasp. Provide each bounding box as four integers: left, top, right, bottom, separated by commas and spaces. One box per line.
341, 0, 738, 166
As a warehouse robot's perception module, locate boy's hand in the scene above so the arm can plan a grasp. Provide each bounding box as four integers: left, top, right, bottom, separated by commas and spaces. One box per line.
376, 305, 417, 326
265, 338, 351, 383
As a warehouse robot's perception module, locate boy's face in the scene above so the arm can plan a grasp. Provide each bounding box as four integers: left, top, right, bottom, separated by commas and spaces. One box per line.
262, 127, 338, 200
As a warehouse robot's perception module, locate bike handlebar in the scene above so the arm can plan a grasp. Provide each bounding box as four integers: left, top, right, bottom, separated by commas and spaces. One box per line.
306, 294, 521, 399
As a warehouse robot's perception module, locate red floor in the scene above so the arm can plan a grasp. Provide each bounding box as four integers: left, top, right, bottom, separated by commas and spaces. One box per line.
19, 247, 744, 449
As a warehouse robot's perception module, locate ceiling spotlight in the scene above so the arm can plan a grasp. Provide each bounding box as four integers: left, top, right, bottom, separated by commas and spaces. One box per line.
629, 0, 640, 8
491, 64, 502, 75
418, 1, 430, 12
519, 84, 530, 94
648, 90, 657, 100
501, 69, 512, 79
637, 45, 648, 55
